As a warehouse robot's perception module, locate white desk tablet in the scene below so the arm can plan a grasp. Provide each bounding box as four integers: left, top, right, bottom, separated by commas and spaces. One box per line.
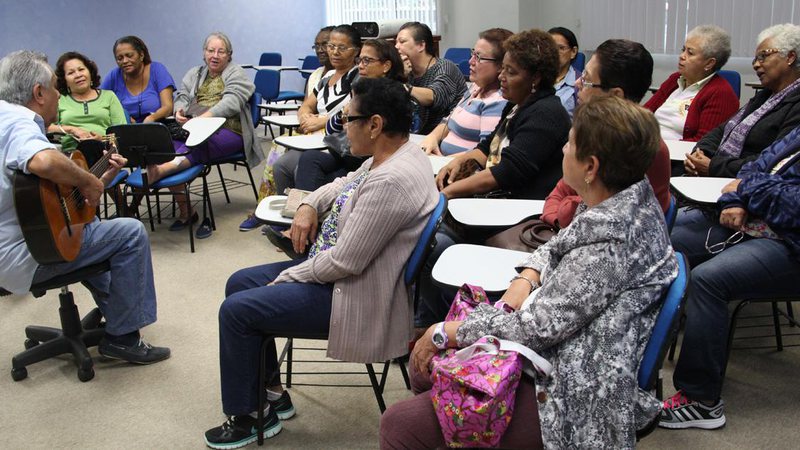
274, 134, 328, 151
428, 155, 453, 175
448, 198, 545, 227
182, 117, 225, 147
255, 195, 293, 226
665, 139, 697, 161
432, 244, 529, 293
670, 176, 735, 204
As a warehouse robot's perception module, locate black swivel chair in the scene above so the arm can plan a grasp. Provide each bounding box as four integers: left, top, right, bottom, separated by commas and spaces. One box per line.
2, 261, 110, 382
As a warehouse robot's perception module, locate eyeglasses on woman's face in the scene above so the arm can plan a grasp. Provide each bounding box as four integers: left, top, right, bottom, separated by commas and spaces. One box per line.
311, 43, 329, 51
752, 48, 782, 65
355, 56, 381, 66
326, 44, 355, 54
204, 48, 229, 57
578, 70, 608, 90
470, 49, 497, 64
341, 113, 369, 125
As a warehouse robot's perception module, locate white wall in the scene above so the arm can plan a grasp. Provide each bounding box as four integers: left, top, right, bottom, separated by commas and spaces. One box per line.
438, 0, 521, 52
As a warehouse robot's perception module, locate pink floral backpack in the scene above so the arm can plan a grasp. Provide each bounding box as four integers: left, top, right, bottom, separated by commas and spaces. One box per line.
430, 284, 551, 448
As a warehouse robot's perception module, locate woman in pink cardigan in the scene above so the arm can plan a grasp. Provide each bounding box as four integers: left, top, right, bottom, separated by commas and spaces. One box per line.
645, 25, 739, 142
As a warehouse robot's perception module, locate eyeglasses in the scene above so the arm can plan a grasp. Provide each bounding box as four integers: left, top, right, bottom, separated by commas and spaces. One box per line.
752, 48, 782, 64
470, 49, 497, 64
341, 113, 369, 125
556, 45, 573, 53
204, 48, 229, 57
355, 56, 381, 66
704, 229, 744, 254
326, 44, 355, 54
311, 43, 329, 51
579, 71, 608, 90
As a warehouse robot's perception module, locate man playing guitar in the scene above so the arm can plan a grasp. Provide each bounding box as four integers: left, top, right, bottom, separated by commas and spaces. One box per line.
0, 50, 169, 364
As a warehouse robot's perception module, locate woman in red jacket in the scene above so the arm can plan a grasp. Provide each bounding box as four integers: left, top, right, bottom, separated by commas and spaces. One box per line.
645, 25, 739, 142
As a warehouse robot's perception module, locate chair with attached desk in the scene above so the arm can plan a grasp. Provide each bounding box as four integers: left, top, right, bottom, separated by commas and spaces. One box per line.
259, 52, 282, 66
253, 193, 448, 444
299, 55, 320, 82
718, 69, 742, 100
254, 69, 302, 138
109, 122, 214, 252
3, 261, 110, 382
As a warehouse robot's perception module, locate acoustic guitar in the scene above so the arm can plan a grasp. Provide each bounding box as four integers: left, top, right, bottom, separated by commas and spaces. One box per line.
13, 135, 118, 264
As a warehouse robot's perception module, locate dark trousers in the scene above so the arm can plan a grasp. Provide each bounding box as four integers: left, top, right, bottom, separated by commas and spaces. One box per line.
218, 259, 333, 415
671, 208, 800, 400
295, 151, 349, 191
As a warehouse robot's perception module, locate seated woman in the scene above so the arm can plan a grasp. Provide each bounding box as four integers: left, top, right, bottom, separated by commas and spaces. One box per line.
549, 26, 580, 118
307, 26, 336, 93
418, 28, 511, 156
100, 35, 176, 123
436, 29, 570, 200
542, 38, 672, 228
203, 78, 439, 449
381, 95, 678, 450
47, 52, 127, 152
684, 23, 800, 177
661, 125, 800, 431
645, 25, 739, 142
395, 21, 468, 134
269, 24, 361, 195
146, 32, 259, 235
294, 38, 406, 191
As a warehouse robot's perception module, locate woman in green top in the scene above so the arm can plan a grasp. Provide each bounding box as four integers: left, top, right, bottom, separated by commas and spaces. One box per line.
47, 52, 127, 152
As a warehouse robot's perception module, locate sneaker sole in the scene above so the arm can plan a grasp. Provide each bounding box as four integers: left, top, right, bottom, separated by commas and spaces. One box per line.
275, 406, 296, 420
658, 416, 726, 430
204, 421, 282, 450
98, 349, 171, 365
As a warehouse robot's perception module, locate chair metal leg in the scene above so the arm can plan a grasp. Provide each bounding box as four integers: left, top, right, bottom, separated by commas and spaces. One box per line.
771, 301, 784, 351
723, 299, 750, 380
144, 191, 155, 231
257, 337, 270, 446
184, 183, 195, 253
365, 363, 387, 413
396, 356, 411, 390
216, 164, 231, 204
286, 338, 293, 388
243, 161, 259, 200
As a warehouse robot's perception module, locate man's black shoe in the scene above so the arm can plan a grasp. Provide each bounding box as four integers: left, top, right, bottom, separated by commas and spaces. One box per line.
99, 338, 171, 365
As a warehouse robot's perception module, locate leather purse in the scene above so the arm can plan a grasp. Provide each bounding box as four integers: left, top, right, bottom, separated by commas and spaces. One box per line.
484, 218, 558, 252
280, 189, 312, 218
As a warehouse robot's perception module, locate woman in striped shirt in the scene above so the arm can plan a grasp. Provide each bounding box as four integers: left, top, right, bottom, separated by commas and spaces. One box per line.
419, 28, 511, 156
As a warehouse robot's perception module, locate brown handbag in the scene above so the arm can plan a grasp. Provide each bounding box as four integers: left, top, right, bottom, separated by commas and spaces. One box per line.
484, 218, 558, 252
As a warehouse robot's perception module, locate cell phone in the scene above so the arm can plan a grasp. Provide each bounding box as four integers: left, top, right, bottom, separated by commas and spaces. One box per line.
184, 114, 194, 119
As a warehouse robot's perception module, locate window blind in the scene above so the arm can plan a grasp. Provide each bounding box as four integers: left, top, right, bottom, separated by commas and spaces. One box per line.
325, 0, 438, 34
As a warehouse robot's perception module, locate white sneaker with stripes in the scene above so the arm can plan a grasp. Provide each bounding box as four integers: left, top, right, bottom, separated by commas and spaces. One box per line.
658, 390, 726, 429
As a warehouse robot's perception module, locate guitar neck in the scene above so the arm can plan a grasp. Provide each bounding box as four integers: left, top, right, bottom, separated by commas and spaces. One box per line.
87, 134, 118, 179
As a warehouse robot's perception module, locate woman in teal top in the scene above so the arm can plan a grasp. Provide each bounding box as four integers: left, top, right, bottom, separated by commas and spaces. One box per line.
47, 51, 127, 152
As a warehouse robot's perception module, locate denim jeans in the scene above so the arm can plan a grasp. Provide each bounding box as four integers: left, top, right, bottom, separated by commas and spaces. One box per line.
218, 258, 333, 415
31, 217, 157, 336
670, 208, 800, 400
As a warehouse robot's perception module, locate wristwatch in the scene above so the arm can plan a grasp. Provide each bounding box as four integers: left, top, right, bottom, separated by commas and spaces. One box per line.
431, 322, 448, 350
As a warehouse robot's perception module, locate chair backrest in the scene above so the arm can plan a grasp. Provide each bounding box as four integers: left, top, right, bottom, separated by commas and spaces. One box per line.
404, 193, 448, 286
458, 60, 470, 78
259, 52, 282, 66
254, 69, 280, 103
571, 52, 586, 73
664, 195, 677, 233
250, 93, 261, 125
718, 69, 741, 99
444, 47, 471, 65
301, 55, 321, 80
637, 252, 689, 391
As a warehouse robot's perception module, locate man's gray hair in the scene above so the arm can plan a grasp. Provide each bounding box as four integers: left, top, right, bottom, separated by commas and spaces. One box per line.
0, 50, 54, 105
758, 23, 800, 70
687, 25, 731, 71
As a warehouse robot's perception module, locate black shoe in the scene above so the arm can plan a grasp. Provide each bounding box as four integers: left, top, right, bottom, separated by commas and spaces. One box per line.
195, 217, 213, 239
269, 391, 296, 420
263, 226, 305, 260
205, 409, 282, 449
168, 212, 199, 232
99, 338, 171, 365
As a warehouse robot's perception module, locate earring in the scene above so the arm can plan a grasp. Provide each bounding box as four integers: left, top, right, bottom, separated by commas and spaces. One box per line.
584, 177, 591, 185
530, 83, 536, 93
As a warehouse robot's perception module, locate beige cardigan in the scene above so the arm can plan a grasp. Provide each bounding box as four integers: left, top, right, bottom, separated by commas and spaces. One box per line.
274, 141, 438, 363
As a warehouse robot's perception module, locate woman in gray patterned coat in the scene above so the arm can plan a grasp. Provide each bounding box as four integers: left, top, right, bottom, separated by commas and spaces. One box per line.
381, 95, 678, 450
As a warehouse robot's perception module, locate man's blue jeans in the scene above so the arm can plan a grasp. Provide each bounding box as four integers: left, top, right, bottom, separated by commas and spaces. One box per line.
218, 259, 333, 416
31, 217, 157, 336
670, 208, 800, 400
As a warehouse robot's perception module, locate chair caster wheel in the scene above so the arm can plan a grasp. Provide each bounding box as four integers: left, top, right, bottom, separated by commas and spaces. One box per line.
77, 367, 95, 382
24, 339, 39, 350
11, 367, 27, 381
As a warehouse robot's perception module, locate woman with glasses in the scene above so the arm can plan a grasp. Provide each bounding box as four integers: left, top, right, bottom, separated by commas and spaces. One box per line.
145, 31, 258, 236
549, 27, 580, 119
683, 23, 800, 177
660, 124, 800, 431
395, 21, 467, 134
419, 28, 512, 156
645, 25, 738, 142
100, 35, 176, 124
307, 26, 335, 92
204, 78, 438, 449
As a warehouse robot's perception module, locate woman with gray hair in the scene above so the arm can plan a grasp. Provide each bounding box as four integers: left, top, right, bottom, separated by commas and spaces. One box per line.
682, 23, 800, 177
145, 31, 259, 237
645, 24, 739, 142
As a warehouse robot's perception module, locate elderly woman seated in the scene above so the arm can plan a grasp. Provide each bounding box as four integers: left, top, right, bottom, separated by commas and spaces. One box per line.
549, 26, 580, 119
380, 95, 678, 450
660, 125, 800, 430
683, 23, 800, 177
645, 25, 739, 142
203, 77, 439, 449
146, 32, 259, 236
